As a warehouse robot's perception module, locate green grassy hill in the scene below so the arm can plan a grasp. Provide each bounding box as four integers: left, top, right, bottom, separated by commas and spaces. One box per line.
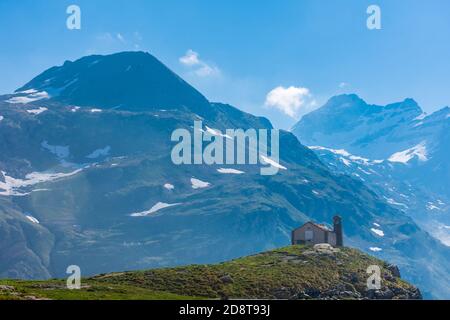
0, 245, 421, 300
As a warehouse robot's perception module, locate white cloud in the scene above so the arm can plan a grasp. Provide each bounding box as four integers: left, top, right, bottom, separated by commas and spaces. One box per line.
116, 33, 125, 43
132, 32, 143, 50
179, 49, 201, 66
264, 86, 314, 118
98, 32, 126, 44
179, 49, 220, 77
133, 31, 143, 42
339, 82, 350, 88
96, 32, 114, 42
195, 64, 220, 77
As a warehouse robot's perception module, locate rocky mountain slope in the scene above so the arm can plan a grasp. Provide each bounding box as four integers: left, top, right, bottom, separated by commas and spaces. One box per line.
0, 245, 421, 300
0, 52, 449, 299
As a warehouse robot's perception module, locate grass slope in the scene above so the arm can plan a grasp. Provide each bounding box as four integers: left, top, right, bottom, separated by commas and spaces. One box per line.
0, 245, 421, 300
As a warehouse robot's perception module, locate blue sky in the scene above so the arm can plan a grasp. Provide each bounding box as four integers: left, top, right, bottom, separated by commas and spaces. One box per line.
1, 0, 450, 128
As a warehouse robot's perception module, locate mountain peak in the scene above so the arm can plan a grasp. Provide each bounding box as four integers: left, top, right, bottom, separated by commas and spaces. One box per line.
292, 94, 433, 158
16, 51, 211, 115
325, 94, 367, 107
403, 97, 418, 105
386, 98, 421, 111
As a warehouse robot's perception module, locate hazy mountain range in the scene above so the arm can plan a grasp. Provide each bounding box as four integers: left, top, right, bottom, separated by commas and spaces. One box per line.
0, 52, 449, 298
293, 94, 450, 246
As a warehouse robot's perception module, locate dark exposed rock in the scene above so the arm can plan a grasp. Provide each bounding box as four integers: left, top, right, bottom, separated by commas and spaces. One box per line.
295, 291, 312, 300
350, 272, 359, 283
386, 264, 401, 278
219, 274, 234, 284
408, 288, 423, 300
304, 287, 321, 299
272, 287, 294, 299
218, 291, 229, 300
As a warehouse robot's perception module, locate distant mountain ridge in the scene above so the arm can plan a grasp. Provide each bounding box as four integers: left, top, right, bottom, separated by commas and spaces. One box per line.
292, 94, 449, 160
293, 94, 450, 267
293, 94, 450, 198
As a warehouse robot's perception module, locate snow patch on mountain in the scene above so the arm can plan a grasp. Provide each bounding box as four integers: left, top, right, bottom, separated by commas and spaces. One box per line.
371, 228, 385, 237
309, 146, 382, 165
191, 178, 210, 189
164, 183, 175, 190
205, 126, 232, 140
130, 202, 180, 217
260, 155, 287, 170
384, 197, 409, 209
340, 157, 351, 166
427, 203, 441, 211
217, 168, 245, 174
388, 142, 428, 164
0, 169, 83, 196
0, 115, 3, 122
358, 167, 372, 175
27, 107, 48, 115
18, 89, 39, 94
25, 215, 40, 224
7, 90, 49, 104
414, 112, 428, 121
